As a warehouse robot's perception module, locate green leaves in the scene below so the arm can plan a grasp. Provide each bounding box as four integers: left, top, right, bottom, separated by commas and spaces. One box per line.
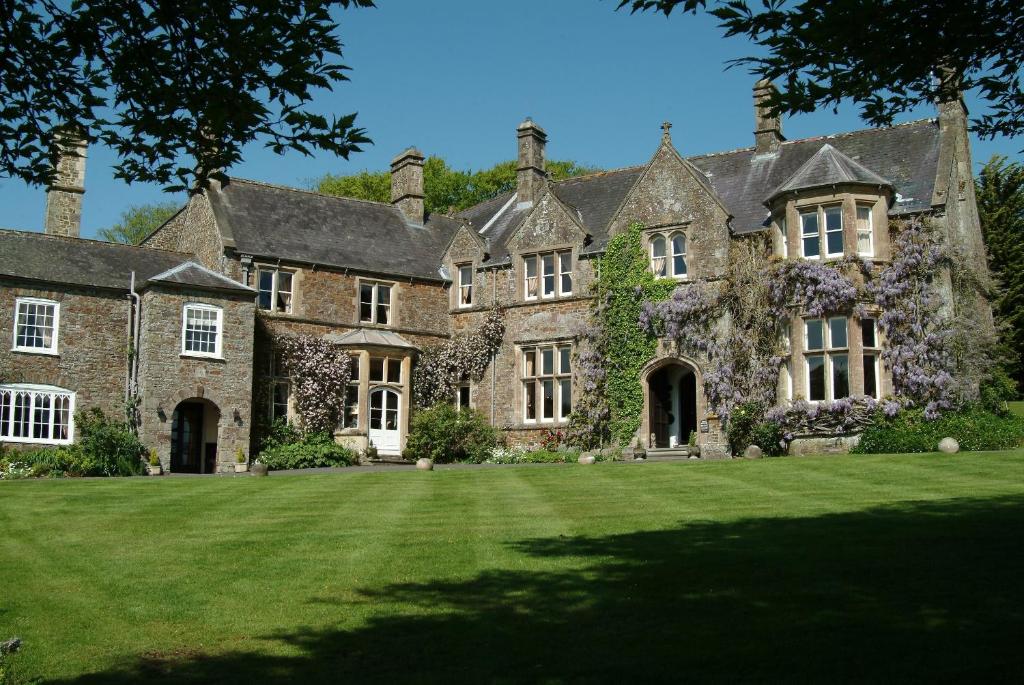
2, 1, 375, 191
98, 201, 181, 244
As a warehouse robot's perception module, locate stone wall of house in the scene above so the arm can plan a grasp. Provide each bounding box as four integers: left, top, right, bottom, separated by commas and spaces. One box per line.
136, 286, 255, 472
142, 192, 228, 274
0, 280, 130, 429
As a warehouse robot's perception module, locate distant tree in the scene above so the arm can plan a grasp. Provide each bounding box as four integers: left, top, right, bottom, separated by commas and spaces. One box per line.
617, 0, 1024, 141
316, 157, 600, 213
2, 1, 374, 192
98, 202, 181, 245
976, 156, 1024, 394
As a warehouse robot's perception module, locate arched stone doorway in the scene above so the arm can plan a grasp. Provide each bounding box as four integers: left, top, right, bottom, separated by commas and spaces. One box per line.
169, 398, 221, 474
642, 358, 701, 449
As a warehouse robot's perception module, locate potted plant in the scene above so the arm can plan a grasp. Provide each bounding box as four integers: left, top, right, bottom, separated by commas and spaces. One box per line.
250, 460, 269, 477
631, 439, 646, 461
234, 447, 248, 473
683, 430, 701, 458
146, 449, 162, 476
364, 440, 378, 461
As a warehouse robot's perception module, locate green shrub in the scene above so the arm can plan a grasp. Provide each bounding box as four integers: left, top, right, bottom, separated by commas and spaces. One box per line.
256, 431, 356, 470
980, 365, 1019, 413
406, 404, 498, 464
7, 410, 146, 478
726, 402, 785, 455
748, 421, 787, 457
853, 406, 1024, 453
486, 446, 581, 464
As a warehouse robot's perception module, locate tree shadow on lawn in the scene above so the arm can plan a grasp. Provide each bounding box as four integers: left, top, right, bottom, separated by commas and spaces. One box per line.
50, 495, 1024, 684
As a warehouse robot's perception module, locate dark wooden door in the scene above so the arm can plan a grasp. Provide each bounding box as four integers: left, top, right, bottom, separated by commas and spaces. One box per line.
650, 372, 673, 448
171, 403, 204, 473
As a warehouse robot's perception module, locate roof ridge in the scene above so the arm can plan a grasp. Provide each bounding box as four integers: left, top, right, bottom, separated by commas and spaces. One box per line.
550, 164, 645, 184
228, 177, 398, 210
0, 227, 191, 257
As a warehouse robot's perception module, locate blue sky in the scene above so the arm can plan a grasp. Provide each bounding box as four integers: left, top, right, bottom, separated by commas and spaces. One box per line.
1, 0, 1019, 239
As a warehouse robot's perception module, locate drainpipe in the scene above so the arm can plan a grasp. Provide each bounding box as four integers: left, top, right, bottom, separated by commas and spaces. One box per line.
491, 268, 497, 426
129, 272, 142, 411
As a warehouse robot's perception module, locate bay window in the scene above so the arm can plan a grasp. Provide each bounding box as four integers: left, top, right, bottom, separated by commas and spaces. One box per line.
522, 343, 572, 423
805, 317, 849, 402
800, 205, 844, 259
0, 384, 74, 444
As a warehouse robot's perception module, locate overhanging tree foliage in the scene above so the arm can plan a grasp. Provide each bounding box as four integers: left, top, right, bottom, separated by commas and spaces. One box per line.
976, 155, 1024, 394
2, 1, 374, 192
617, 0, 1024, 141
98, 202, 180, 244
316, 157, 599, 214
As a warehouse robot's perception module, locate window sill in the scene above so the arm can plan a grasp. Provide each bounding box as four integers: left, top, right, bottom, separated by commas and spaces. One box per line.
0, 436, 73, 445
510, 421, 569, 430
11, 347, 59, 357
180, 353, 224, 362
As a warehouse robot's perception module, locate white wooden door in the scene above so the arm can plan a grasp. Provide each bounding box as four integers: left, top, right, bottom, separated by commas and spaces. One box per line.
368, 388, 401, 454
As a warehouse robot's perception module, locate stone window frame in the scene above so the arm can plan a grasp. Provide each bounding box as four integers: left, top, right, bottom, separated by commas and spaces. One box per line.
861, 317, 881, 399
773, 215, 789, 258
456, 263, 474, 308
357, 278, 396, 327
12, 297, 60, 355
180, 302, 223, 359
343, 353, 361, 430
804, 316, 850, 402
455, 382, 472, 411
647, 227, 690, 280
267, 350, 291, 425
855, 203, 875, 258
0, 383, 75, 445
520, 341, 573, 424
799, 204, 845, 260
522, 250, 572, 301
256, 266, 295, 314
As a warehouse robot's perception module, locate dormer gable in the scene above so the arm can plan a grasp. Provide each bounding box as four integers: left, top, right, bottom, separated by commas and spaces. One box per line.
505, 185, 589, 256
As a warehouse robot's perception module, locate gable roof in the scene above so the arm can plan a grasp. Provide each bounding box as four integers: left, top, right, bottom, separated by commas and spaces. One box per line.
206, 178, 462, 282
0, 229, 191, 291
147, 261, 255, 294
765, 143, 892, 204
458, 118, 941, 263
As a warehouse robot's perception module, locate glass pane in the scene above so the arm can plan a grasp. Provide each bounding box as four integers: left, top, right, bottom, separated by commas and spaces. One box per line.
344, 385, 359, 428
857, 231, 873, 255
349, 355, 360, 380
864, 354, 877, 398
825, 206, 843, 231
542, 254, 555, 296
370, 357, 384, 382
458, 385, 471, 409
369, 391, 383, 429
861, 319, 876, 348
651, 236, 666, 258
258, 271, 273, 310
672, 235, 686, 256
541, 348, 554, 375
805, 320, 824, 350
559, 346, 571, 374
33, 393, 50, 439
276, 272, 292, 312
0, 390, 10, 437
673, 254, 686, 277
807, 355, 826, 401
523, 350, 535, 377
829, 318, 848, 348
826, 228, 844, 255
542, 379, 554, 419
13, 392, 29, 437
800, 211, 818, 236
560, 252, 572, 294
802, 235, 820, 258
386, 391, 398, 410
54, 395, 69, 440
831, 354, 850, 399
560, 379, 571, 419
359, 284, 373, 321
376, 286, 391, 324
525, 256, 537, 278
525, 381, 536, 420
387, 359, 401, 383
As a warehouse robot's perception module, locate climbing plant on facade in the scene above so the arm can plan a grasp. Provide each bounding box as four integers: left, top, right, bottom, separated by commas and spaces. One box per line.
278, 333, 352, 434
413, 308, 505, 409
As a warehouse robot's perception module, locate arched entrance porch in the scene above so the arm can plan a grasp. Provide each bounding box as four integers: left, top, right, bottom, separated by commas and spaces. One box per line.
170, 398, 221, 474
641, 357, 702, 450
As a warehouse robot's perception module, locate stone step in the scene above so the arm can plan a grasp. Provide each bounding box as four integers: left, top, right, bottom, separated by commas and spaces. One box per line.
644, 448, 701, 460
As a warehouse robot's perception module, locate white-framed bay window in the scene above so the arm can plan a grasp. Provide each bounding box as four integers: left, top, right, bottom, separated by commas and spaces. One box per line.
521, 343, 572, 423
0, 384, 75, 444
523, 251, 572, 300
13, 297, 59, 354
257, 267, 294, 314
805, 317, 849, 402
800, 205, 844, 259
181, 303, 223, 358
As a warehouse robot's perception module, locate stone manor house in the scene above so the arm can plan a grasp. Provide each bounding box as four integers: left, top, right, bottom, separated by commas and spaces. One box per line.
0, 81, 986, 470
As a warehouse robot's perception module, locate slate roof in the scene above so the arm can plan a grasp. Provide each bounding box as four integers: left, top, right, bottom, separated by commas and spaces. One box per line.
206, 178, 462, 281
0, 229, 191, 291
458, 118, 941, 264
148, 262, 255, 293
325, 328, 417, 349
766, 143, 892, 204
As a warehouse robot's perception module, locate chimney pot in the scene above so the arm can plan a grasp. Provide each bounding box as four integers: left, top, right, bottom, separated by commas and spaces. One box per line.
516, 118, 547, 205
753, 80, 785, 155
44, 128, 87, 237
390, 147, 425, 224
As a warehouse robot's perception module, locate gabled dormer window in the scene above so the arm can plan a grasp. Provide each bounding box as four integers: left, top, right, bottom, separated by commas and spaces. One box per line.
523, 251, 571, 300
359, 281, 392, 325
457, 265, 473, 308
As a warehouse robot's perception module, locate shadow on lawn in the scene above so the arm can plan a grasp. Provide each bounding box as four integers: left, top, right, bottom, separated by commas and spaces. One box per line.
50, 495, 1024, 683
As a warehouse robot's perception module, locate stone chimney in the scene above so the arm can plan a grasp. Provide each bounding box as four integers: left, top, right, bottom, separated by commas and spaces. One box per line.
753, 79, 784, 155
516, 118, 547, 205
43, 129, 87, 237
390, 147, 425, 224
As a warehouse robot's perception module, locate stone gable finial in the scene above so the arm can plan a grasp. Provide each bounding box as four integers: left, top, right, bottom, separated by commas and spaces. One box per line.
661, 121, 672, 143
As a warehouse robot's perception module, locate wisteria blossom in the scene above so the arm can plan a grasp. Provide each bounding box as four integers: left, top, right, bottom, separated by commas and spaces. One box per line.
278, 334, 352, 434
413, 308, 505, 408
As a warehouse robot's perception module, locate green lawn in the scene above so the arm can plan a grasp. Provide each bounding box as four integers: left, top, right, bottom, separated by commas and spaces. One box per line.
1010, 400, 1024, 418
3, 452, 1024, 683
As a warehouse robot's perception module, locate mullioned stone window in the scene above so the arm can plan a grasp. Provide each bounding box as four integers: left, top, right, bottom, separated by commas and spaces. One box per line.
521, 343, 572, 424
523, 251, 572, 300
